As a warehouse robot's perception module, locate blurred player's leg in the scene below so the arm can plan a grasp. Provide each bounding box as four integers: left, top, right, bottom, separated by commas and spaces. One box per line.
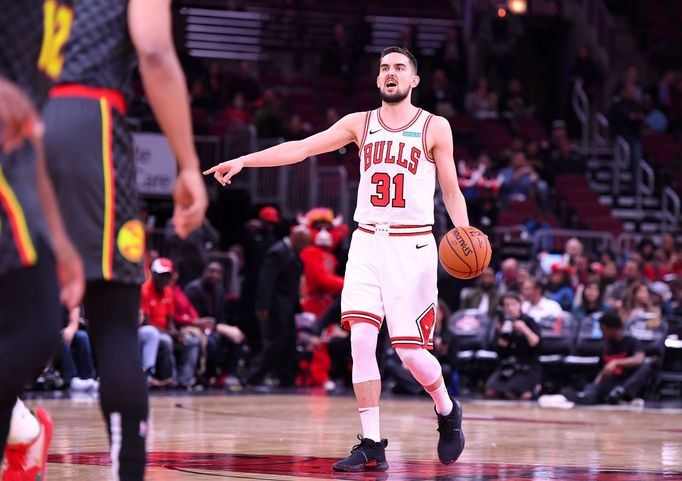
84, 281, 147, 481
0, 241, 61, 477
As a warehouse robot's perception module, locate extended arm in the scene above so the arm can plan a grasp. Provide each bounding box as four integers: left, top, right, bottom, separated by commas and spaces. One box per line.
204, 112, 364, 185
430, 116, 469, 227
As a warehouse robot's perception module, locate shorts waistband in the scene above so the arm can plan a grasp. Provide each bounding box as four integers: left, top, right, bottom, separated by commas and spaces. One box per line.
50, 84, 126, 114
357, 223, 432, 236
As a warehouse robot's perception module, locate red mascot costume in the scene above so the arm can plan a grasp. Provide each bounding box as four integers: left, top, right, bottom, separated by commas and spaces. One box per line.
297, 208, 348, 387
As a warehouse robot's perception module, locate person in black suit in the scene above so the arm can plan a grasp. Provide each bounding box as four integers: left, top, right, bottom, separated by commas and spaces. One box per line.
246, 225, 311, 387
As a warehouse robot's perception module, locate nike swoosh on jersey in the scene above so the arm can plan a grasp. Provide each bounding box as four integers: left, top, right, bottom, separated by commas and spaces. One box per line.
369, 128, 383, 135
416, 244, 428, 249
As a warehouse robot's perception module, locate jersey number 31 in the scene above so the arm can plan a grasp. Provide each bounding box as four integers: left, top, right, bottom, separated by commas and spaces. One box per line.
370, 173, 405, 208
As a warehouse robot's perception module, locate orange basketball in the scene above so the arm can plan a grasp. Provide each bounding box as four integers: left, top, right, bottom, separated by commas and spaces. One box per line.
438, 226, 492, 279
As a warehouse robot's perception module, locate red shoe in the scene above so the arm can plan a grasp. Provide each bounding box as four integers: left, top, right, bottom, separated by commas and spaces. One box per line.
1, 408, 52, 481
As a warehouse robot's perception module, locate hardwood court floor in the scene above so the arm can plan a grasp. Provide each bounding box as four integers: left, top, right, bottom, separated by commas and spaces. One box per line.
30, 393, 682, 480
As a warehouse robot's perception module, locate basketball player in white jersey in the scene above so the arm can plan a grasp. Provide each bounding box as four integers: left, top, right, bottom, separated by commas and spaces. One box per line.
205, 46, 468, 471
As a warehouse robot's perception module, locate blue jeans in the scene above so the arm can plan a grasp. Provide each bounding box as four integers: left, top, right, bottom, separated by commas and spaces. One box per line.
60, 330, 96, 381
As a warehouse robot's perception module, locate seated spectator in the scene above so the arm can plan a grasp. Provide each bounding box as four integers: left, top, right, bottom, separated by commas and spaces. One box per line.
649, 281, 673, 317
545, 264, 575, 311
214, 92, 252, 133
252, 88, 283, 138
642, 94, 668, 133
420, 69, 457, 117
485, 292, 542, 400
139, 258, 177, 386
547, 137, 586, 183
283, 114, 313, 141
497, 258, 521, 294
521, 277, 563, 322
457, 152, 501, 201
563, 237, 584, 266
171, 274, 203, 389
465, 76, 498, 121
656, 233, 676, 266
499, 77, 532, 121
670, 280, 682, 317
227, 60, 261, 103
562, 312, 650, 404
606, 258, 646, 307
185, 262, 245, 386
461, 267, 500, 318
165, 218, 220, 288
573, 280, 611, 319
620, 282, 661, 323
59, 307, 97, 392
498, 150, 549, 207
638, 238, 663, 281
524, 140, 547, 179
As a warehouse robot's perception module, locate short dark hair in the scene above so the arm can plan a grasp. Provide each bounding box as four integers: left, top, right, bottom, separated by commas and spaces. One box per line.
599, 312, 623, 329
501, 291, 522, 304
380, 46, 418, 73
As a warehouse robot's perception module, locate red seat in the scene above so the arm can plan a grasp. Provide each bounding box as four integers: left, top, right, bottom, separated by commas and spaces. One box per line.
498, 211, 529, 226
507, 200, 538, 216
585, 217, 623, 234
319, 77, 345, 92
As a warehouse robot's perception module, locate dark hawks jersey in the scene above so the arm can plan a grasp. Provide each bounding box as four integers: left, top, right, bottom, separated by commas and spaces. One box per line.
58, 0, 136, 100
0, 0, 73, 276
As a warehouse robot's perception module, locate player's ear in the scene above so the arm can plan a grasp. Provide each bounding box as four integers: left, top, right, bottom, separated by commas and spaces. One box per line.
411, 74, 420, 88
376, 75, 382, 89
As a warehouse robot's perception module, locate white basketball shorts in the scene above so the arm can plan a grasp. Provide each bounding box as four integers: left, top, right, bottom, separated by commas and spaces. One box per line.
340, 223, 438, 350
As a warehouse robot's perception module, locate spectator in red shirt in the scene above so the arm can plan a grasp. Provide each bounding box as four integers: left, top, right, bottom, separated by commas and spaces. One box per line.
139, 258, 176, 386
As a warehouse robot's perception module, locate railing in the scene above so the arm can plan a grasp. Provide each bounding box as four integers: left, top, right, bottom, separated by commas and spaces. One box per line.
532, 228, 615, 256
636, 159, 655, 210
612, 136, 630, 198
592, 111, 609, 146
571, 82, 590, 149
662, 186, 681, 232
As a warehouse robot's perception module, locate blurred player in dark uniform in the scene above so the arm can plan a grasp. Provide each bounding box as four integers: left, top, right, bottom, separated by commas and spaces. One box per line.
39, 0, 208, 480
0, 1, 84, 480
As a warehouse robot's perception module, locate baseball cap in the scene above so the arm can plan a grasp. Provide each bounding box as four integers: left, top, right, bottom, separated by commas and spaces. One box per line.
649, 281, 671, 301
259, 206, 280, 223
151, 257, 174, 274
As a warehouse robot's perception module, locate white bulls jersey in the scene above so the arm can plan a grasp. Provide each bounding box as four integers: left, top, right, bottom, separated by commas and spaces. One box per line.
354, 108, 436, 225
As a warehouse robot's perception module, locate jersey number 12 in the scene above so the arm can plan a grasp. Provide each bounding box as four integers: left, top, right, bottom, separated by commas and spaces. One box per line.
38, 0, 74, 80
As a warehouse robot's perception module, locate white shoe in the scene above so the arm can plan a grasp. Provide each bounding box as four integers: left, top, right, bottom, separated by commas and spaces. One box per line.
86, 379, 99, 392
69, 378, 91, 391
538, 394, 575, 409
323, 380, 336, 391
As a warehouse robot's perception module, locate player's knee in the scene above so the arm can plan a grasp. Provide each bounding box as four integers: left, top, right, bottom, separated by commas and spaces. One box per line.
350, 323, 378, 357
395, 347, 441, 385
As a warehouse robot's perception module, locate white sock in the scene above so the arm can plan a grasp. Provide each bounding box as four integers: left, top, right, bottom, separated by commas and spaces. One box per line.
7, 399, 40, 444
427, 381, 453, 416
358, 406, 380, 442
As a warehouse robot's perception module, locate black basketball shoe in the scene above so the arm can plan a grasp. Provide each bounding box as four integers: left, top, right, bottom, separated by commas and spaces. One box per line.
332, 435, 389, 472
436, 398, 465, 464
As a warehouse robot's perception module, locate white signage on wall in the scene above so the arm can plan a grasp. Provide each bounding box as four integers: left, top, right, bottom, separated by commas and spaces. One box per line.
133, 133, 176, 196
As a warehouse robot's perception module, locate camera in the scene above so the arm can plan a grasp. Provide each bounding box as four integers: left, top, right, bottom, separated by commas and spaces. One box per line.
500, 317, 515, 338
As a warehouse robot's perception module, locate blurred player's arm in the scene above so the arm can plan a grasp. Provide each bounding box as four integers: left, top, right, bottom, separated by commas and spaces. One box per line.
204, 112, 365, 185
128, 0, 207, 238
430, 116, 469, 227
2, 75, 88, 309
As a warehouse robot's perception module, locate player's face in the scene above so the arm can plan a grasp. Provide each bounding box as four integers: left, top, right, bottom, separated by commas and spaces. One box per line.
377, 52, 419, 104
